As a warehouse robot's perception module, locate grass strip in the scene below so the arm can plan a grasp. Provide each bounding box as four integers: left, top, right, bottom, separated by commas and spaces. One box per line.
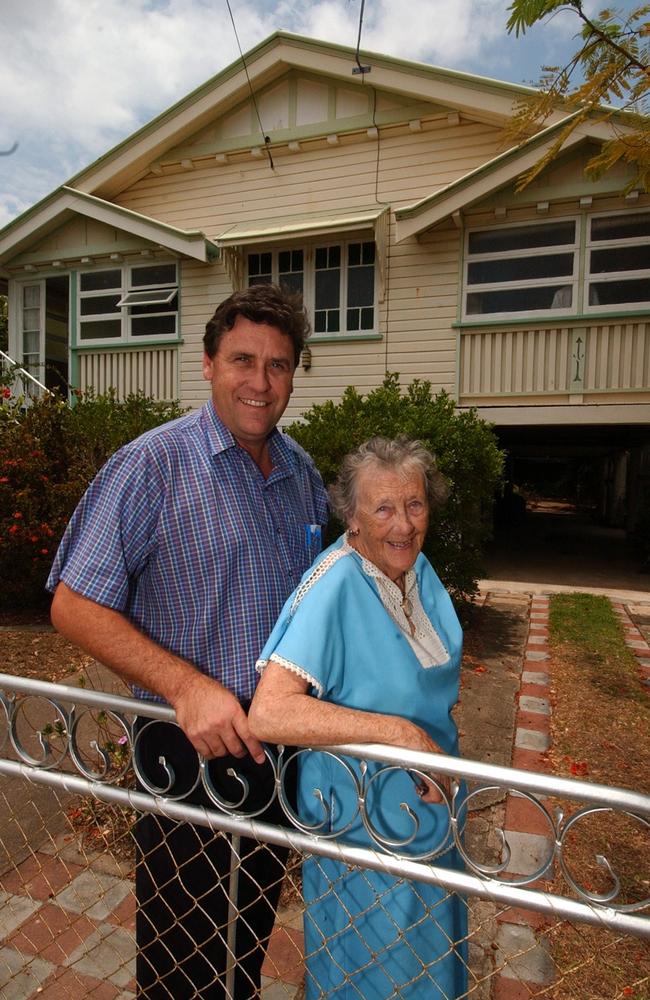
549, 593, 649, 706
537, 593, 650, 999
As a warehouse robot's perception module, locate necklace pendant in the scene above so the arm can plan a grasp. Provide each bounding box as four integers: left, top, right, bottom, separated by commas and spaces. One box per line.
402, 597, 413, 617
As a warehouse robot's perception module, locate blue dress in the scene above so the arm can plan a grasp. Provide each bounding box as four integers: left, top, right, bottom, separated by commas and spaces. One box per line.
257, 537, 468, 999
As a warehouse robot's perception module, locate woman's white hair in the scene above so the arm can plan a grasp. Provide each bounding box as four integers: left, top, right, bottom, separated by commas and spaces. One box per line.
329, 436, 449, 526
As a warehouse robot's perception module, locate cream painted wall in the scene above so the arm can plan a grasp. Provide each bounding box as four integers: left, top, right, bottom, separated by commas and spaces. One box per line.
117, 117, 501, 417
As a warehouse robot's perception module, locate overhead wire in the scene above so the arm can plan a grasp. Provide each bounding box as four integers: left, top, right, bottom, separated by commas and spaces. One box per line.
352, 0, 393, 372
224, 0, 274, 170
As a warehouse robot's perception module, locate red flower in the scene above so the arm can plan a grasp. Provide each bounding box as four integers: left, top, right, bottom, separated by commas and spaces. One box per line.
8, 524, 19, 535
0, 477, 8, 484
623, 988, 634, 996
569, 760, 588, 776
1, 387, 11, 399
13, 511, 23, 519
40, 548, 49, 555
30, 535, 39, 543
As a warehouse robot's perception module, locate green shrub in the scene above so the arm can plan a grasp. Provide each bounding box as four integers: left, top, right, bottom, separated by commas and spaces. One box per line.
0, 387, 185, 609
286, 374, 504, 601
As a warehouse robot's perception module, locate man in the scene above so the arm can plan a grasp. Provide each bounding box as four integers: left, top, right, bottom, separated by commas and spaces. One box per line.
48, 284, 328, 998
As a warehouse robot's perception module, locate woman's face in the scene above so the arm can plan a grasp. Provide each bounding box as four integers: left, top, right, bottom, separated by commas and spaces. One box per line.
348, 464, 429, 583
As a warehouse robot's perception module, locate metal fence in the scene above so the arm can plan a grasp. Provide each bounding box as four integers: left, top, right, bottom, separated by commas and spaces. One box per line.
0, 671, 648, 999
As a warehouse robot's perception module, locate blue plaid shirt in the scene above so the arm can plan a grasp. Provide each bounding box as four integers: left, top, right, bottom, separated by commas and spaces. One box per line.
47, 402, 328, 702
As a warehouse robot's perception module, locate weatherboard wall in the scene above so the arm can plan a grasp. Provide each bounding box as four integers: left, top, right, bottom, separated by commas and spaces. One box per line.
113, 116, 502, 417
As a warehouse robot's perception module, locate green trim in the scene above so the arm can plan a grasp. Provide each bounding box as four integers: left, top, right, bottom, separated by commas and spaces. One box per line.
328, 84, 337, 123
176, 280, 182, 400
0, 185, 66, 242
0, 187, 219, 264
2, 30, 641, 247
69, 271, 79, 392
166, 100, 440, 160
578, 209, 587, 313
13, 238, 162, 268
288, 77, 298, 129
307, 333, 382, 344
64, 31, 539, 192
453, 308, 650, 330
454, 222, 465, 402
61, 188, 217, 248
460, 386, 650, 399
461, 389, 571, 398
73, 338, 183, 354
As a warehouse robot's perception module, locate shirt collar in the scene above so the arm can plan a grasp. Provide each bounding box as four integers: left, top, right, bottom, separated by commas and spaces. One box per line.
201, 400, 292, 472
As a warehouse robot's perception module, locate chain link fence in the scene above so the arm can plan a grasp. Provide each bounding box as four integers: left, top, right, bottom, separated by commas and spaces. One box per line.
0, 672, 648, 999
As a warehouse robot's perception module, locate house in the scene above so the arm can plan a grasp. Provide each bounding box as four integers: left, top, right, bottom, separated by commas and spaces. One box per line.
1, 32, 649, 526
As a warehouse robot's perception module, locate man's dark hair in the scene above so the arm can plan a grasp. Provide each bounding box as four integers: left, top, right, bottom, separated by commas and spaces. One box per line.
203, 284, 309, 366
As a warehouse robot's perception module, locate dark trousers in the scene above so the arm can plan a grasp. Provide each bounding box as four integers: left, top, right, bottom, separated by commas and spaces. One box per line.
133, 720, 291, 999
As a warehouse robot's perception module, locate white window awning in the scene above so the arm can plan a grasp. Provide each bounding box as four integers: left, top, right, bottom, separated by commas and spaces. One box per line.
213, 206, 387, 247
117, 288, 177, 307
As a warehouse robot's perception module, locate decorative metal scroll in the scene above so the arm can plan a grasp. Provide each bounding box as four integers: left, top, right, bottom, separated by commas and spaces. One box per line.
0, 672, 648, 935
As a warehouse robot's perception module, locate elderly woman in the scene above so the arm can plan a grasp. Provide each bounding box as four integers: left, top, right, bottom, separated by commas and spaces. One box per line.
249, 436, 467, 1000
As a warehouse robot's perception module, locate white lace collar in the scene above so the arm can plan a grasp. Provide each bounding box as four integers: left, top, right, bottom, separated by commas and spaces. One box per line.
343, 540, 449, 668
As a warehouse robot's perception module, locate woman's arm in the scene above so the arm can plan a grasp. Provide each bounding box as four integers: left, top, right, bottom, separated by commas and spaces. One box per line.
249, 661, 447, 802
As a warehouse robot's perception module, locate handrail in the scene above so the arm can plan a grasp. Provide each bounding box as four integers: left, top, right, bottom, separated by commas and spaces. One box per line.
0, 349, 53, 395
1, 671, 648, 937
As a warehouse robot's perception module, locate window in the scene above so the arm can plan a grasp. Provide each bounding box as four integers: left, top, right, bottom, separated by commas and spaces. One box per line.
586, 211, 650, 310
247, 241, 376, 336
78, 262, 178, 344
464, 220, 578, 320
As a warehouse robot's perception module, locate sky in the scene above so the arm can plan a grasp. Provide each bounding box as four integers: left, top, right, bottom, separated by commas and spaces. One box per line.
0, 0, 635, 228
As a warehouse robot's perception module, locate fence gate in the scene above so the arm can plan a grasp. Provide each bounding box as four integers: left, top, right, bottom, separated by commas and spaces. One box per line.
0, 672, 648, 999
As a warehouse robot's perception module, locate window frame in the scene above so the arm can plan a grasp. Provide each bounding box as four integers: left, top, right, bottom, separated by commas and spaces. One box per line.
246, 237, 378, 338
77, 261, 179, 346
462, 217, 580, 323
583, 208, 650, 314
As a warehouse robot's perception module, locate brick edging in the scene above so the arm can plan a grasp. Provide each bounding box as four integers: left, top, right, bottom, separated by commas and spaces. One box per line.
493, 594, 554, 1000
610, 600, 650, 690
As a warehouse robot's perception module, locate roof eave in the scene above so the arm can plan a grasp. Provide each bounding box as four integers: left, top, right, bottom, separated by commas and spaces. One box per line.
60, 33, 541, 200
0, 188, 217, 265
394, 118, 619, 241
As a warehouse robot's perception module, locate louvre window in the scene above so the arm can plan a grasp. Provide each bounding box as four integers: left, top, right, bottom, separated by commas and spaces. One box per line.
78, 263, 178, 343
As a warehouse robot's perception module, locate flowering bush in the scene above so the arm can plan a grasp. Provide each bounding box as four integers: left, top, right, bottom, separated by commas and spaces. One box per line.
0, 386, 185, 609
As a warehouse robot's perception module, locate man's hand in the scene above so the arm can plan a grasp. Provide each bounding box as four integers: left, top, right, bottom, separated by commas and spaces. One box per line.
172, 673, 266, 763
51, 584, 266, 765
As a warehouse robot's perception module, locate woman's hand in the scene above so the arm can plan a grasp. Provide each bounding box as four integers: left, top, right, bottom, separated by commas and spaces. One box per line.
399, 722, 450, 805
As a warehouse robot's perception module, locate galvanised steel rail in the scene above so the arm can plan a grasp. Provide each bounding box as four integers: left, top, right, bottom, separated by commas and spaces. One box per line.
1, 671, 648, 940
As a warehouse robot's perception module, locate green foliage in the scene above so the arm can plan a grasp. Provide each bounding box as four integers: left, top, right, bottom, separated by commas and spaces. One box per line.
506, 2, 650, 191
507, 0, 580, 36
0, 387, 185, 609
286, 374, 504, 601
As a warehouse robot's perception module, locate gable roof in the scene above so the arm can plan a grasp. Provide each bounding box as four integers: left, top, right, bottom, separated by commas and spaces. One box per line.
394, 115, 623, 241
60, 32, 540, 201
0, 187, 218, 267
0, 30, 638, 268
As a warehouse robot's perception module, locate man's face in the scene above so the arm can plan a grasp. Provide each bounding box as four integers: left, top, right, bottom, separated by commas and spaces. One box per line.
202, 315, 295, 455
